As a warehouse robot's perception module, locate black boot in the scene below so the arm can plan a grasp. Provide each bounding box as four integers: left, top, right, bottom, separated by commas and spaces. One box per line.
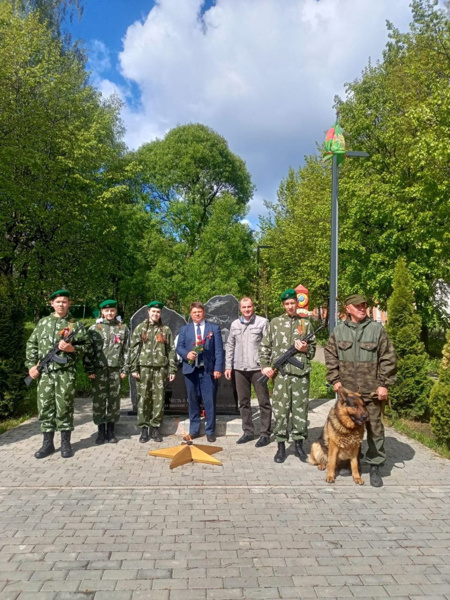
96, 423, 106, 445
151, 426, 163, 442
106, 422, 117, 444
60, 430, 74, 458
294, 440, 307, 462
369, 465, 383, 488
274, 442, 286, 463
35, 432, 55, 459
139, 427, 149, 443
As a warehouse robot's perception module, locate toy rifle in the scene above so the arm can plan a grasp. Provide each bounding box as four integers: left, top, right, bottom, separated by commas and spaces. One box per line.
258, 323, 325, 384
24, 323, 84, 387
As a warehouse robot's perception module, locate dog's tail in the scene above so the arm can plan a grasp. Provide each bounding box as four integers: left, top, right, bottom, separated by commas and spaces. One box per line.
307, 440, 328, 467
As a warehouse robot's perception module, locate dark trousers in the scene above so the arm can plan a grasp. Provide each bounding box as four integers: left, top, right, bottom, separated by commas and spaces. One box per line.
363, 399, 386, 466
184, 368, 216, 436
235, 370, 271, 438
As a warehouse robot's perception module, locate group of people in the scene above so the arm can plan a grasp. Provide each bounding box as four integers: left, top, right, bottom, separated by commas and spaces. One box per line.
26, 288, 396, 487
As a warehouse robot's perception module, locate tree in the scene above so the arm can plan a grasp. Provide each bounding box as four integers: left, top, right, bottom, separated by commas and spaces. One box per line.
136, 124, 254, 253
429, 330, 450, 447
133, 124, 256, 312
0, 275, 26, 418
257, 157, 331, 318
336, 0, 450, 331
0, 3, 129, 311
386, 257, 431, 419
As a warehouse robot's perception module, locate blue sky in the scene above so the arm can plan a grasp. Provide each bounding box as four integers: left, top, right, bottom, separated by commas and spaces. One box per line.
68, 0, 414, 226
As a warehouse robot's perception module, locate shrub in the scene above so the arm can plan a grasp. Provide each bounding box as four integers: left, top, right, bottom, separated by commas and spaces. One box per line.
386, 258, 431, 419
429, 330, 450, 448
0, 276, 27, 419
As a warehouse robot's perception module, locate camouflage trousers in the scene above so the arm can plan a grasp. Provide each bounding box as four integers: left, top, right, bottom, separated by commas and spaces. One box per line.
137, 366, 167, 428
272, 373, 310, 442
37, 369, 76, 433
92, 367, 121, 425
363, 398, 386, 466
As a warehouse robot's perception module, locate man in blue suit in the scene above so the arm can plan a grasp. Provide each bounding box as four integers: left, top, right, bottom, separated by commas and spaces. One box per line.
176, 302, 224, 442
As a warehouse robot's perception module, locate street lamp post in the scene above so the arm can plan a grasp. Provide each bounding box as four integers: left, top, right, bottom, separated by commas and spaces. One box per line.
328, 150, 369, 334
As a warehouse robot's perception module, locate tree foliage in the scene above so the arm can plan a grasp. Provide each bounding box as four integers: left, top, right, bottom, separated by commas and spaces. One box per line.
134, 124, 256, 312
386, 257, 431, 419
0, 275, 26, 418
257, 158, 331, 318
258, 0, 450, 329
337, 0, 450, 327
0, 1, 131, 309
429, 330, 450, 447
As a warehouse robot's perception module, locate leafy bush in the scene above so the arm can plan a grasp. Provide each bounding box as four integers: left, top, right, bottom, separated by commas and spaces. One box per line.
386, 257, 431, 419
310, 362, 334, 400
0, 276, 27, 418
429, 330, 450, 448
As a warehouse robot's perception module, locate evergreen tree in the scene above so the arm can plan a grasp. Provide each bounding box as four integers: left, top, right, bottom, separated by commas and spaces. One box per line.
0, 276, 26, 418
386, 257, 431, 419
429, 330, 450, 447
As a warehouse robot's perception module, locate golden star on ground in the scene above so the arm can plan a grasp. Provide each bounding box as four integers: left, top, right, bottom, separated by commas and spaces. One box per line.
148, 436, 223, 469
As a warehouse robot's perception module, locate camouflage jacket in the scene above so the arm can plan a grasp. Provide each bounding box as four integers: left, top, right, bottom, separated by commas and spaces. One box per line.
128, 321, 177, 374
259, 314, 316, 376
26, 314, 87, 373
83, 320, 130, 374
324, 317, 397, 397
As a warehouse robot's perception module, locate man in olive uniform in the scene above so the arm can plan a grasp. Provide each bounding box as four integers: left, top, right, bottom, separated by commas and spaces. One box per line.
259, 289, 316, 464
84, 299, 129, 445
128, 301, 177, 442
324, 294, 397, 487
26, 289, 86, 459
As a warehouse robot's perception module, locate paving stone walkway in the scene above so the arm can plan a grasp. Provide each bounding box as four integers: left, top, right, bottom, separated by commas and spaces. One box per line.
1, 395, 449, 600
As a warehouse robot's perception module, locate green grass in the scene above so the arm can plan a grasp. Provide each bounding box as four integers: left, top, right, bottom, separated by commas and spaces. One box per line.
310, 362, 334, 399
387, 416, 450, 460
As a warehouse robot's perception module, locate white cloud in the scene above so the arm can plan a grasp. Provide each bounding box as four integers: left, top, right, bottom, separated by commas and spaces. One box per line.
112, 0, 413, 223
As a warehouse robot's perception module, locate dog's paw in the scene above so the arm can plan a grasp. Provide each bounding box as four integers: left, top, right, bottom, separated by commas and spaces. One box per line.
354, 477, 365, 485
325, 475, 335, 483
318, 464, 326, 471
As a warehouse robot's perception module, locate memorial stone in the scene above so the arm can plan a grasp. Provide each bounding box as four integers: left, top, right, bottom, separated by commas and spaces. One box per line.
205, 294, 239, 414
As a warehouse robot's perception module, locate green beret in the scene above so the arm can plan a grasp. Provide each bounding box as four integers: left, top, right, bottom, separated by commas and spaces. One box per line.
49, 289, 70, 300
147, 301, 164, 310
345, 293, 367, 306
99, 299, 117, 309
280, 288, 297, 302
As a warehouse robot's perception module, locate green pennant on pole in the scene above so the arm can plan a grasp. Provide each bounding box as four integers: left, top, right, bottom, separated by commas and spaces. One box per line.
324, 121, 346, 165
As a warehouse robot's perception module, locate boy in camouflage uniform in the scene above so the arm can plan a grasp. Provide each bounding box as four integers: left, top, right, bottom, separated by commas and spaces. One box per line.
325, 293, 397, 487
259, 289, 316, 464
84, 299, 129, 444
26, 289, 86, 459
128, 301, 177, 443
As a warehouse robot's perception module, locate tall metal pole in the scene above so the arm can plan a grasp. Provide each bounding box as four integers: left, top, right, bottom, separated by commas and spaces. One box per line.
328, 153, 339, 335
327, 150, 369, 335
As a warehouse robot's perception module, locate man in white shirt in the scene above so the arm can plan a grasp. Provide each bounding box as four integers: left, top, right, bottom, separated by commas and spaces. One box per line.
225, 297, 271, 447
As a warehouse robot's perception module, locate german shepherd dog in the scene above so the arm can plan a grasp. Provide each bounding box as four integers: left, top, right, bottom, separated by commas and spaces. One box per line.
308, 387, 369, 485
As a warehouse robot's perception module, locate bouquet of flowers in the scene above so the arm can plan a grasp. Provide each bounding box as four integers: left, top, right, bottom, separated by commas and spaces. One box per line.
188, 331, 213, 365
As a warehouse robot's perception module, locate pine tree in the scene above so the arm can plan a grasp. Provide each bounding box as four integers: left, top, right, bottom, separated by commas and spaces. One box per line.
0, 276, 27, 418
429, 330, 450, 447
386, 257, 431, 419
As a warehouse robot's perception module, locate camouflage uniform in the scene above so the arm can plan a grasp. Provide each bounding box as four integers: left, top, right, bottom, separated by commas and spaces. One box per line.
26, 314, 86, 432
259, 315, 316, 442
324, 317, 397, 465
84, 320, 130, 425
128, 321, 177, 428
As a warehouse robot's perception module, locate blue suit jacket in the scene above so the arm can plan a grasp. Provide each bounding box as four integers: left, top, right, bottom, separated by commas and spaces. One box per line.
176, 321, 224, 375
